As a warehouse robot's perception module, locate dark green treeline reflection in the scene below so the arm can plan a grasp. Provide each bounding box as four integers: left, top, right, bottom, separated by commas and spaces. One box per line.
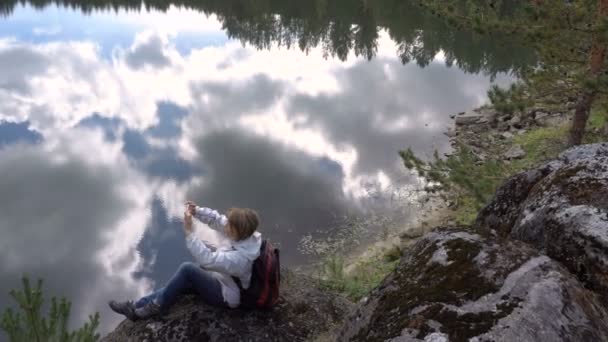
1, 0, 535, 76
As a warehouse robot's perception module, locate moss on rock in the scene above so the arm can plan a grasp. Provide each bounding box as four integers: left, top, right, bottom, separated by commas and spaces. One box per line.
337, 228, 608, 342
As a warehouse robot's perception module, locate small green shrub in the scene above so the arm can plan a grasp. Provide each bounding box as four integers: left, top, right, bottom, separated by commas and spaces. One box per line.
1, 277, 100, 342
382, 245, 402, 262
488, 83, 532, 115
583, 109, 608, 144
400, 144, 509, 224
317, 252, 399, 301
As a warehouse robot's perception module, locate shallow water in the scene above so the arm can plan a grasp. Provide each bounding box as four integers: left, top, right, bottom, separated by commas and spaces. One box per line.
0, 0, 528, 335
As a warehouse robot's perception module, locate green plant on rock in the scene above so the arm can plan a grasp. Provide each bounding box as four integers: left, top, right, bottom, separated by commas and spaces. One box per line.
319, 255, 346, 290
1, 277, 100, 342
317, 252, 399, 301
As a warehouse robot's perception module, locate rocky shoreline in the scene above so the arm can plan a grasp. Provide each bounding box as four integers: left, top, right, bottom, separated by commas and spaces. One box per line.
446, 105, 571, 163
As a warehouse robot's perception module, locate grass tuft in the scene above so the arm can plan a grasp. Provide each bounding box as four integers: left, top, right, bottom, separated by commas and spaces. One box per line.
317, 249, 400, 301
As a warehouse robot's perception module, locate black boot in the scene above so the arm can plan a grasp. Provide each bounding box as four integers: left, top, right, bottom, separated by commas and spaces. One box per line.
134, 301, 161, 319
108, 300, 139, 321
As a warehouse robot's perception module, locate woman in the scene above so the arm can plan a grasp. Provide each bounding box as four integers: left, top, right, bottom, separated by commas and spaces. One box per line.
109, 202, 262, 319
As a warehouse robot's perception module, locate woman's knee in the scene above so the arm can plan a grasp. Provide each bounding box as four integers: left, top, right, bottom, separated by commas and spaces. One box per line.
177, 261, 199, 275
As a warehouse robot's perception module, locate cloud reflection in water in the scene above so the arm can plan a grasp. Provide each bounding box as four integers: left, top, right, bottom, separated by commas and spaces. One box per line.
0, 9, 510, 335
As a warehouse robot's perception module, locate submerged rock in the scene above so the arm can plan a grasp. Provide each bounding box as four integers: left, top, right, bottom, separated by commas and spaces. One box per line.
336, 228, 608, 342
102, 271, 353, 342
477, 142, 608, 302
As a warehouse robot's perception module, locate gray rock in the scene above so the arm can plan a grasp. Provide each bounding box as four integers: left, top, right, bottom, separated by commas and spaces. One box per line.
533, 111, 551, 126
102, 271, 354, 342
443, 129, 457, 138
509, 115, 521, 125
504, 144, 526, 159
455, 114, 483, 126
336, 228, 608, 342
543, 112, 571, 127
400, 226, 425, 240
477, 142, 608, 304
499, 114, 512, 122
475, 107, 497, 119
497, 122, 510, 131
475, 152, 487, 162
501, 132, 514, 140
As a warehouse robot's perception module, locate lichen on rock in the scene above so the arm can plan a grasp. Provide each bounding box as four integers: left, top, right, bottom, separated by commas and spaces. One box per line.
476, 143, 608, 302
336, 228, 608, 342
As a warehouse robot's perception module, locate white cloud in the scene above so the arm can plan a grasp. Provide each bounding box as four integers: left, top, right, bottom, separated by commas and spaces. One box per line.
97, 6, 226, 36
33, 25, 62, 36
0, 130, 154, 334
0, 27, 506, 200
237, 105, 362, 197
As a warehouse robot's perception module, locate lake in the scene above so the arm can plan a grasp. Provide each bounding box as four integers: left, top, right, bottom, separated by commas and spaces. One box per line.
0, 0, 531, 336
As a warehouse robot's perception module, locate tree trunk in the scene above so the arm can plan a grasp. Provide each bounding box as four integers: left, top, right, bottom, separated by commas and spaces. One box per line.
568, 0, 608, 146
569, 91, 595, 146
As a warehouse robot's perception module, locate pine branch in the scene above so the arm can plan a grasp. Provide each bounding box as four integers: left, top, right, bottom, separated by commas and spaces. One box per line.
1, 276, 100, 342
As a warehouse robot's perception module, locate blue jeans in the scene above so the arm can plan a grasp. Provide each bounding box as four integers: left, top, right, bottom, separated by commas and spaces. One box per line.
136, 262, 227, 312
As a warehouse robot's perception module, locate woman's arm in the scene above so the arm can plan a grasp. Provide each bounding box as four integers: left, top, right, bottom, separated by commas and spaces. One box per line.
185, 235, 242, 275
194, 207, 228, 230
186, 201, 228, 231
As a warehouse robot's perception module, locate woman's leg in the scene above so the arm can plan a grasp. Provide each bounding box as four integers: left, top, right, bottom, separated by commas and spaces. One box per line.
154, 262, 226, 312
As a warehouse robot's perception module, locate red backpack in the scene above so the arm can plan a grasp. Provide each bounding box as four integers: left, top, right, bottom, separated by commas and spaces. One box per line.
234, 240, 281, 309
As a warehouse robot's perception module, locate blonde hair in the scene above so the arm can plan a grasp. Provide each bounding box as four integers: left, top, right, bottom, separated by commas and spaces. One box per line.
226, 208, 259, 241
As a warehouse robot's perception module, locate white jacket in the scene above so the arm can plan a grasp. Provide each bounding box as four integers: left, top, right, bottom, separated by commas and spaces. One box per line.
185, 206, 262, 308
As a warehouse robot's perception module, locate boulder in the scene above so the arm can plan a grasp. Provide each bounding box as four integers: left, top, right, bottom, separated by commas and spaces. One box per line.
336, 228, 608, 342
476, 143, 608, 302
102, 271, 353, 342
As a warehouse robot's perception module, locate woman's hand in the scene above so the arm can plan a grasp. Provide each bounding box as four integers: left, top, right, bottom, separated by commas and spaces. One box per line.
184, 210, 194, 236
185, 201, 197, 216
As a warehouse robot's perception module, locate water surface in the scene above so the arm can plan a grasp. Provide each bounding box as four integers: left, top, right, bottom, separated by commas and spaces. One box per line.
0, 0, 528, 335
